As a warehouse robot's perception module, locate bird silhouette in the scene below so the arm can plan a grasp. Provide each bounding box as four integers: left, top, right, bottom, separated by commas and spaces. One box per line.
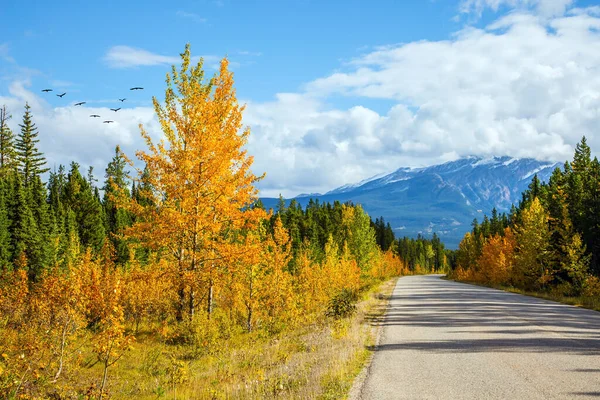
110, 108, 121, 112
103, 120, 114, 124
57, 92, 66, 98
90, 114, 101, 118
129, 87, 143, 90
118, 98, 126, 102
74, 102, 86, 106
41, 89, 53, 92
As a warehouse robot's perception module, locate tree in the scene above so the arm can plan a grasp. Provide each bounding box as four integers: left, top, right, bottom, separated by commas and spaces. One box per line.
515, 198, 550, 289
125, 44, 266, 320
103, 146, 132, 264
64, 162, 106, 253
0, 179, 12, 269
15, 103, 48, 184
341, 204, 378, 272
0, 105, 17, 175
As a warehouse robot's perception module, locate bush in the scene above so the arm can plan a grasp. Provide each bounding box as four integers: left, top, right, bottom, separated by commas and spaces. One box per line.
325, 289, 358, 319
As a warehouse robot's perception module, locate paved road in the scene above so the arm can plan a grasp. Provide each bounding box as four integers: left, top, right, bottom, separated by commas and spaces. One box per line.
359, 275, 600, 400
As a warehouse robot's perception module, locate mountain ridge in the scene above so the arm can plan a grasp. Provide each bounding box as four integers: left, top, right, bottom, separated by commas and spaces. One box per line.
261, 156, 561, 248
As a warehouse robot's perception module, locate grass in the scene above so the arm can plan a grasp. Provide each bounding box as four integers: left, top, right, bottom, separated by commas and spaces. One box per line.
43, 277, 399, 399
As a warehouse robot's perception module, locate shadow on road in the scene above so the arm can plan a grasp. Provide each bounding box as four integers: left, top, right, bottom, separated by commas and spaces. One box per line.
365, 276, 600, 355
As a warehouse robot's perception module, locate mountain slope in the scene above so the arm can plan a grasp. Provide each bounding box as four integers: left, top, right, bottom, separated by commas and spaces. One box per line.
262, 156, 561, 248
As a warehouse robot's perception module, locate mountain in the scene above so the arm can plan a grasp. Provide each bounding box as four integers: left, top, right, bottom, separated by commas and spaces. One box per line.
261, 156, 561, 248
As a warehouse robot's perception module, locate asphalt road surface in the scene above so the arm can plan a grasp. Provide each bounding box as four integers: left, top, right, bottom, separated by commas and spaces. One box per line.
358, 275, 600, 400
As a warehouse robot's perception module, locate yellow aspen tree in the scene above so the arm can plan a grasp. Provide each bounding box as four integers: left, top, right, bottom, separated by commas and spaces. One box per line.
260, 216, 295, 330
515, 198, 550, 289
124, 44, 266, 321
294, 244, 328, 319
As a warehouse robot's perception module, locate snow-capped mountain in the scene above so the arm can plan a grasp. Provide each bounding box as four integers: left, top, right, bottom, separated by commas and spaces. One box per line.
261, 156, 561, 248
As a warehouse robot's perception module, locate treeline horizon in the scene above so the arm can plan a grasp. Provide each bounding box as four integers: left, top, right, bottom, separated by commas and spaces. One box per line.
451, 136, 600, 301
0, 45, 438, 399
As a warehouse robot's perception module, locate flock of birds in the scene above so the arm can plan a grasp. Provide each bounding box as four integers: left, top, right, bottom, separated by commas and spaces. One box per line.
41, 87, 144, 123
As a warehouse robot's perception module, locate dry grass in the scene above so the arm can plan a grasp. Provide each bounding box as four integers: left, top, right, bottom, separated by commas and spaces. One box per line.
45, 277, 399, 399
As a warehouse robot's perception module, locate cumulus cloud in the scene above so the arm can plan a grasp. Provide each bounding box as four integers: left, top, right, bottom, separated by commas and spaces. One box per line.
247, 6, 600, 196
3, 6, 600, 199
0, 80, 160, 178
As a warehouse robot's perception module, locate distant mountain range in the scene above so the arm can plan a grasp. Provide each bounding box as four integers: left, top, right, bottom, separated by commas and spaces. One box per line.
261, 156, 561, 248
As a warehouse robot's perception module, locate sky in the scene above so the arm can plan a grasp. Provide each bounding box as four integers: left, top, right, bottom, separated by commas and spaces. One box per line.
1, 0, 600, 197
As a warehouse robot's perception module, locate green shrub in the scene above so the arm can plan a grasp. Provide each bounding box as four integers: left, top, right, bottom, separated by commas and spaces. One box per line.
326, 289, 358, 319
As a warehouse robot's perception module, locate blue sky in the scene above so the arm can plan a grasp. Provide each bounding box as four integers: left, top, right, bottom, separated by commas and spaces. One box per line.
1, 0, 463, 106
1, 0, 600, 197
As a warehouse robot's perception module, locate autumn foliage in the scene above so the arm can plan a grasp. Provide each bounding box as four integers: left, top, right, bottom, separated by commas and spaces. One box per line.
451, 138, 600, 304
0, 45, 409, 398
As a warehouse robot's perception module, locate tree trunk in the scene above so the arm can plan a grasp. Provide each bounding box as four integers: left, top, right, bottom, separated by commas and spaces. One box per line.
99, 358, 109, 400
207, 279, 213, 318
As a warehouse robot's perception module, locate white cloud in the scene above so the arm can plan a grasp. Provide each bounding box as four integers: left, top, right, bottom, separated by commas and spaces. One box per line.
0, 80, 159, 179
246, 6, 600, 197
3, 7, 600, 199
104, 46, 180, 69
176, 11, 207, 23
459, 0, 575, 17
103, 45, 222, 69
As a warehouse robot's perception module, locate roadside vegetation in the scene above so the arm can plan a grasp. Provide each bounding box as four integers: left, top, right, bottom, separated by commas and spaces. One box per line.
0, 44, 446, 399
449, 137, 600, 311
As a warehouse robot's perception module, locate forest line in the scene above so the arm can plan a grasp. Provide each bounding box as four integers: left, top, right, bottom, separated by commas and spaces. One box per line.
451, 137, 600, 306
0, 45, 448, 399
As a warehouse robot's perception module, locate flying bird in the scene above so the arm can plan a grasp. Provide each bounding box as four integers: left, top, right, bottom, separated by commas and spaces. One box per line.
129, 87, 143, 90
118, 98, 126, 102
74, 102, 86, 106
41, 89, 53, 92
57, 92, 66, 98
103, 120, 114, 123
90, 114, 101, 118
110, 108, 121, 112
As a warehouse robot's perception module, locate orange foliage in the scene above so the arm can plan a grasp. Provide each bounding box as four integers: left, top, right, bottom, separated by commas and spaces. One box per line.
477, 228, 516, 285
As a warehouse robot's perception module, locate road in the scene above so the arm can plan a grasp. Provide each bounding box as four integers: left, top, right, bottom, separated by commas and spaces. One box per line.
358, 275, 600, 399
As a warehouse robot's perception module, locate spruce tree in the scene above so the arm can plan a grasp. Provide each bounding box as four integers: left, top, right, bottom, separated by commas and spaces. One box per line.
10, 174, 39, 280
0, 105, 17, 175
103, 146, 132, 264
15, 103, 49, 184
0, 178, 12, 269
64, 162, 106, 253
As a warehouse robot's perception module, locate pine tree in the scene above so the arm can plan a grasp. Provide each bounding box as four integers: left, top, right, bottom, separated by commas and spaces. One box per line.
0, 178, 12, 269
10, 174, 39, 280
103, 146, 132, 264
29, 175, 56, 270
64, 162, 106, 253
15, 103, 49, 184
0, 105, 17, 175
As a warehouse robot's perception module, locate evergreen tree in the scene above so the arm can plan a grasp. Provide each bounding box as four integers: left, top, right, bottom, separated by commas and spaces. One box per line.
0, 178, 12, 269
103, 146, 132, 264
15, 103, 49, 184
0, 105, 17, 175
10, 174, 40, 279
64, 162, 106, 253
29, 175, 56, 269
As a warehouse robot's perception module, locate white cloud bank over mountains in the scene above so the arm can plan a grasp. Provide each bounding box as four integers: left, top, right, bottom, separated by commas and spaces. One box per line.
2, 1, 600, 197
